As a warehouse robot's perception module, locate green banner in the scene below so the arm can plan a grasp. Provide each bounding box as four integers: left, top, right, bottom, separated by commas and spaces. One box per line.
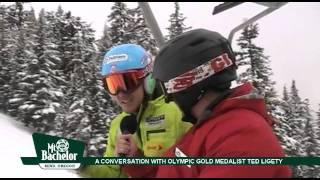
22, 156, 320, 166
21, 133, 320, 169
75, 157, 320, 166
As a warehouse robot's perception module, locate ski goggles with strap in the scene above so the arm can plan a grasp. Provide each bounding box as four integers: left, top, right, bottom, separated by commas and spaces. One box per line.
102, 70, 146, 95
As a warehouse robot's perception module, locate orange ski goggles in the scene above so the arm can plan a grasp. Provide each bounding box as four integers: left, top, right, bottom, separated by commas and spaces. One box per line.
102, 70, 145, 95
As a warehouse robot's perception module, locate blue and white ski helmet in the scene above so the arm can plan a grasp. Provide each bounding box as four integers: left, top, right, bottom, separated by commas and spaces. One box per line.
101, 44, 152, 77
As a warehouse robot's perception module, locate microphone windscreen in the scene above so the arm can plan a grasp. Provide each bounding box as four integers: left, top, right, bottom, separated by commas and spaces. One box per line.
120, 114, 137, 134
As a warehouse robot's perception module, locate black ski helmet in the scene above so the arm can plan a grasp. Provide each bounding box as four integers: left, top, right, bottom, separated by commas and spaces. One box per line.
153, 29, 237, 123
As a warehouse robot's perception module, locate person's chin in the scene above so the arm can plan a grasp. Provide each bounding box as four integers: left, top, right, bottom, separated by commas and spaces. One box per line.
122, 104, 136, 114
122, 104, 139, 113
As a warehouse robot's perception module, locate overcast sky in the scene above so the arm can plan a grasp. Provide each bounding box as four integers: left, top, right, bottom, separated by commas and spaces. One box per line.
6, 2, 320, 111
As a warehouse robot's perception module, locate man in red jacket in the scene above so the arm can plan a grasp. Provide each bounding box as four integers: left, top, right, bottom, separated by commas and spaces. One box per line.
117, 29, 292, 178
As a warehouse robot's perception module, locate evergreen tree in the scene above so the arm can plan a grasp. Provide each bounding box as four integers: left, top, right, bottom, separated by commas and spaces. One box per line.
7, 4, 64, 132
236, 23, 278, 113
317, 104, 320, 152
82, 56, 120, 156
283, 86, 289, 102
309, 105, 320, 177
316, 105, 320, 177
289, 80, 305, 144
128, 6, 157, 55
273, 86, 294, 158
302, 99, 316, 156
107, 2, 131, 45
4, 3, 35, 120
0, 4, 14, 111
15, 2, 25, 28
300, 99, 319, 177
96, 24, 112, 57
166, 2, 191, 40
20, 9, 65, 132
0, 3, 19, 114
5, 2, 25, 29
287, 80, 308, 177
281, 86, 294, 136
15, 5, 43, 128
77, 21, 119, 156
50, 10, 95, 141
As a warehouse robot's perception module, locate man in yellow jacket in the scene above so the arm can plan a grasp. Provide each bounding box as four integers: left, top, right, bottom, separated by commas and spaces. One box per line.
80, 44, 192, 178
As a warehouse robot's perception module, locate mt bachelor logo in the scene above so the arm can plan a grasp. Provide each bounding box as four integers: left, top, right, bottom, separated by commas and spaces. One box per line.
21, 133, 85, 170
41, 139, 77, 161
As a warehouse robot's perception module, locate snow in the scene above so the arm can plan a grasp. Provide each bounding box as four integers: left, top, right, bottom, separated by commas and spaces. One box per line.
19, 104, 36, 110
39, 69, 49, 76
0, 113, 79, 178
51, 102, 61, 108
285, 136, 298, 146
8, 98, 24, 103
72, 109, 84, 113
32, 115, 41, 119
41, 106, 56, 114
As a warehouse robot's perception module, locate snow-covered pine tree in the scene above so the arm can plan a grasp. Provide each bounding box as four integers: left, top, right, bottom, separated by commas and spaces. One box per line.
4, 2, 24, 29
0, 4, 14, 111
19, 9, 66, 132
1, 3, 22, 116
300, 99, 319, 177
302, 99, 316, 156
0, 2, 22, 114
282, 86, 292, 119
108, 2, 131, 45
128, 6, 157, 55
273, 86, 294, 158
78, 20, 120, 157
166, 2, 191, 40
66, 16, 97, 144
84, 56, 120, 157
3, 3, 39, 124
50, 9, 85, 137
14, 2, 25, 28
316, 105, 320, 177
289, 80, 305, 144
235, 23, 278, 114
96, 24, 112, 57
287, 80, 309, 177
52, 11, 95, 141
317, 104, 320, 155
15, 5, 44, 129
315, 105, 320, 178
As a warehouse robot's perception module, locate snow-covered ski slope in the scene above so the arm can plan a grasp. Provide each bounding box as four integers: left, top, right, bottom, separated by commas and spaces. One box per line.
0, 113, 79, 178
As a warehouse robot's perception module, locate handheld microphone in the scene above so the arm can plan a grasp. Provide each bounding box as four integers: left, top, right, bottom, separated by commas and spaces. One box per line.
119, 114, 137, 157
